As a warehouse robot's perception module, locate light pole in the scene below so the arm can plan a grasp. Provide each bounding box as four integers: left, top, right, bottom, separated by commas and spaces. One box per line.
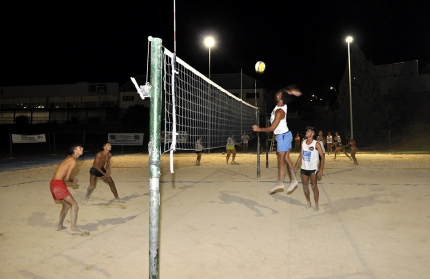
330, 86, 338, 96
346, 36, 354, 139
204, 36, 215, 79
204, 36, 215, 153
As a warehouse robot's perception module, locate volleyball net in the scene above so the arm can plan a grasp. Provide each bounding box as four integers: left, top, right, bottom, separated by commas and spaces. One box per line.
132, 37, 260, 278
161, 48, 258, 154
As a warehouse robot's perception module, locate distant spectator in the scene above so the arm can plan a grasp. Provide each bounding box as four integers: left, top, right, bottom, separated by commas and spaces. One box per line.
326, 132, 333, 155
241, 132, 249, 153
294, 133, 301, 152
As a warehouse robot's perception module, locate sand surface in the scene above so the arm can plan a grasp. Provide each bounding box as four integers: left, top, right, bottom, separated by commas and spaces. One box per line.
0, 151, 429, 278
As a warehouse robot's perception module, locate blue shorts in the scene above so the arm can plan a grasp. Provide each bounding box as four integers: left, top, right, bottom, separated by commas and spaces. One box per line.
275, 131, 292, 152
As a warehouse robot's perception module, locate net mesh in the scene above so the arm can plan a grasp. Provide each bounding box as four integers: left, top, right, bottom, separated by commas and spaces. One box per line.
162, 47, 258, 154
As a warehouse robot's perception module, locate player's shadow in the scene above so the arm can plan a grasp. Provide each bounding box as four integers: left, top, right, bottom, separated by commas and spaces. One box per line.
323, 194, 389, 214
218, 191, 279, 217
80, 215, 137, 231
271, 193, 303, 206
27, 211, 138, 232
83, 194, 142, 206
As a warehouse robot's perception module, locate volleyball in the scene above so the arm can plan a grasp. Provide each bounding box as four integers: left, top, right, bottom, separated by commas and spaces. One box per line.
255, 61, 266, 74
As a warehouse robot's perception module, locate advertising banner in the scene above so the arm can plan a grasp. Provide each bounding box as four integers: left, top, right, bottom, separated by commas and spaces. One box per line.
108, 133, 144, 146
12, 134, 46, 143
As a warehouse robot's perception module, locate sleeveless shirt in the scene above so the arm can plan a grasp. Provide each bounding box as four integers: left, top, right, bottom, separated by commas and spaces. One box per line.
301, 139, 319, 170
270, 104, 289, 135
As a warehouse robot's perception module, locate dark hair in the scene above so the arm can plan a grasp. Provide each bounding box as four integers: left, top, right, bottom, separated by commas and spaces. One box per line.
69, 143, 82, 154
306, 126, 315, 132
280, 85, 300, 104
102, 141, 111, 148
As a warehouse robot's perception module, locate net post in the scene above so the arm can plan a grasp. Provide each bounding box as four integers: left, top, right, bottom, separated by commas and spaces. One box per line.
256, 108, 260, 179
148, 37, 162, 279
9, 132, 13, 158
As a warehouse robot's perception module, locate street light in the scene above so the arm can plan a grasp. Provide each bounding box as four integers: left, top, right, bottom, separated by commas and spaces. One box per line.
346, 35, 354, 139
204, 36, 215, 154
330, 86, 338, 96
204, 36, 215, 79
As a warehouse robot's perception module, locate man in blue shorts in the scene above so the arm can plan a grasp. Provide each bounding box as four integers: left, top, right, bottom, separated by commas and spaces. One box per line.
295, 126, 325, 211
252, 85, 302, 194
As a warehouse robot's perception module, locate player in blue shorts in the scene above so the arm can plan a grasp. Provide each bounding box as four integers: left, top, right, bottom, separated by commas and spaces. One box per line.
252, 85, 302, 194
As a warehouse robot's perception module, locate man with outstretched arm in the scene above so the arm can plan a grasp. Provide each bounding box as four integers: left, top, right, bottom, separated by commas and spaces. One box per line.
252, 85, 302, 194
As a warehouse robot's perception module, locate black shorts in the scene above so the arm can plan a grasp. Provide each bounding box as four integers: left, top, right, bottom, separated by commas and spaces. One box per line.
89, 167, 106, 177
300, 169, 318, 177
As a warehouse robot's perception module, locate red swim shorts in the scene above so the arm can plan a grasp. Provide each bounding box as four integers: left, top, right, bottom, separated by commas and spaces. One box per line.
50, 179, 71, 200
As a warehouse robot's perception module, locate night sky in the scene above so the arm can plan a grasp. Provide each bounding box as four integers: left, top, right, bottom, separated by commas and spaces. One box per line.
2, 0, 429, 93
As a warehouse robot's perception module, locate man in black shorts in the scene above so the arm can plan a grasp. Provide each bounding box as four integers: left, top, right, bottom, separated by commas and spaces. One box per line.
84, 142, 121, 204
295, 126, 325, 211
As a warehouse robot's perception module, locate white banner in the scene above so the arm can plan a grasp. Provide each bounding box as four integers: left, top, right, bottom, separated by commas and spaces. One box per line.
12, 134, 46, 143
108, 133, 144, 146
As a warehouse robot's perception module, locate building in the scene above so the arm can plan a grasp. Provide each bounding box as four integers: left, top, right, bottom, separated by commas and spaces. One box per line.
376, 60, 430, 94
0, 82, 119, 124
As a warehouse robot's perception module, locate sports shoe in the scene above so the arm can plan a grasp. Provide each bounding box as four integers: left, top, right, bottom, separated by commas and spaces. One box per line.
286, 180, 298, 193
269, 184, 284, 194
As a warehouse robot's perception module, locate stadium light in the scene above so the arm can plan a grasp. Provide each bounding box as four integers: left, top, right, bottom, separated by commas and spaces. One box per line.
204, 36, 215, 80
346, 36, 354, 139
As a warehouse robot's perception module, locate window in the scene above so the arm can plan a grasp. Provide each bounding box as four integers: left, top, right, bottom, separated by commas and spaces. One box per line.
122, 96, 135, 101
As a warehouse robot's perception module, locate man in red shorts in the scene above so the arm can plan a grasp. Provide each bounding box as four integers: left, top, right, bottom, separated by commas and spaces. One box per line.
50, 143, 88, 236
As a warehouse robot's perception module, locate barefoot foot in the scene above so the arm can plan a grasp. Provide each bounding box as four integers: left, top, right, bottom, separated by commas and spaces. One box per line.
56, 225, 67, 231
286, 180, 299, 193
70, 230, 90, 236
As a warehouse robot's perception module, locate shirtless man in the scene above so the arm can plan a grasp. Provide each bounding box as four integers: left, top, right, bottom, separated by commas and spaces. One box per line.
50, 143, 88, 236
84, 142, 121, 204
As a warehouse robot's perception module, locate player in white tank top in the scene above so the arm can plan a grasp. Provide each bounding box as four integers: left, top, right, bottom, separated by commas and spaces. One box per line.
252, 85, 302, 194
295, 126, 325, 211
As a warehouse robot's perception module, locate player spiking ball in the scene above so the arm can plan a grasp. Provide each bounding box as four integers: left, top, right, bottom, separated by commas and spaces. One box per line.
255, 61, 266, 74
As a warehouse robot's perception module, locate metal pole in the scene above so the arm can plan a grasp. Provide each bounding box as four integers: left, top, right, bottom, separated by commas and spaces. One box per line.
240, 69, 242, 137
255, 80, 260, 179
148, 37, 162, 279
207, 47, 212, 153
208, 47, 211, 80
347, 41, 354, 139
9, 132, 13, 158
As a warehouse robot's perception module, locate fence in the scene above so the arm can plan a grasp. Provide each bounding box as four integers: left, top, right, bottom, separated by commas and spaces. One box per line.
0, 131, 146, 159
0, 129, 420, 159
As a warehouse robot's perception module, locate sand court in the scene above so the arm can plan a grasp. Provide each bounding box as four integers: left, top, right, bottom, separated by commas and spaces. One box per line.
0, 152, 429, 278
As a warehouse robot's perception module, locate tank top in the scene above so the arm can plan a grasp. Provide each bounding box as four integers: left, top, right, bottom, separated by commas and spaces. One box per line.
270, 105, 289, 135
326, 135, 333, 143
301, 139, 319, 170
195, 139, 203, 151
226, 137, 235, 147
